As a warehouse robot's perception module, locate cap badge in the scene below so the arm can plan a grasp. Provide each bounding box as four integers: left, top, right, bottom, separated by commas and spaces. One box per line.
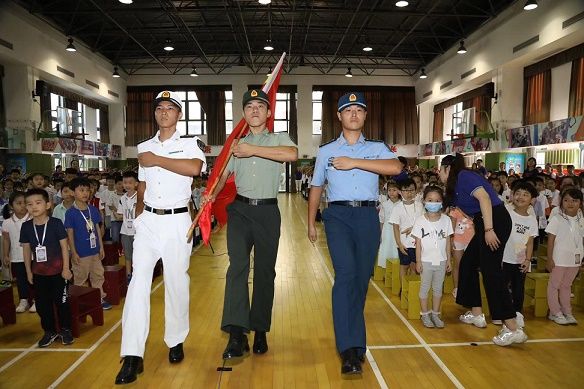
250, 90, 258, 97
349, 94, 357, 102
162, 91, 170, 98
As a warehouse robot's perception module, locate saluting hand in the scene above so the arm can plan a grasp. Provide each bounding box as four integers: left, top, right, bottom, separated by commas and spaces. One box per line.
331, 157, 356, 170
232, 141, 255, 158
138, 151, 160, 167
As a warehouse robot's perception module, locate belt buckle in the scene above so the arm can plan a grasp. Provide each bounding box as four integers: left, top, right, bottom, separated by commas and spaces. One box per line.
250, 199, 259, 206
349, 201, 358, 207
155, 208, 165, 215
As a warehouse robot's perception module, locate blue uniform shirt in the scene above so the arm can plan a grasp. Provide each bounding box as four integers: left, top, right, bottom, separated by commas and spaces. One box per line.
311, 133, 396, 201
454, 170, 503, 216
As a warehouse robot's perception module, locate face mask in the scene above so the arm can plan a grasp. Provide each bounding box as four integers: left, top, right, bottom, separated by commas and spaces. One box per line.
425, 202, 442, 213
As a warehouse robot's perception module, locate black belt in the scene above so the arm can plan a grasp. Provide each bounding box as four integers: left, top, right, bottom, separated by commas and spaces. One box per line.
235, 194, 277, 206
144, 205, 189, 215
329, 201, 377, 207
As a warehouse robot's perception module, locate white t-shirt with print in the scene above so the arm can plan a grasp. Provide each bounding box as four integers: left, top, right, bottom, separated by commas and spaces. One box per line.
118, 193, 137, 236
1, 214, 30, 263
388, 201, 423, 248
545, 212, 584, 267
503, 206, 538, 265
411, 214, 454, 265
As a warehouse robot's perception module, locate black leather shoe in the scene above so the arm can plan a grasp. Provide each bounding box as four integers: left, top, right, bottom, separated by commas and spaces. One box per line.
252, 331, 268, 354
222, 334, 249, 360
115, 356, 144, 385
169, 343, 184, 363
340, 349, 362, 375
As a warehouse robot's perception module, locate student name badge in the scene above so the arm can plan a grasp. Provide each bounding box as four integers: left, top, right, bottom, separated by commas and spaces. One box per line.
127, 220, 133, 230
36, 245, 47, 263
576, 254, 581, 265
89, 232, 97, 249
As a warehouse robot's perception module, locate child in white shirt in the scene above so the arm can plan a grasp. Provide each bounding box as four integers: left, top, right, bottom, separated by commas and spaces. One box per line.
116, 172, 139, 281
501, 182, 538, 328
412, 185, 453, 328
545, 188, 584, 325
377, 181, 400, 268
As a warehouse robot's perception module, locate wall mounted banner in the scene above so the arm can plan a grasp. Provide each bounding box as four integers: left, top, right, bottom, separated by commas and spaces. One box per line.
41, 137, 122, 160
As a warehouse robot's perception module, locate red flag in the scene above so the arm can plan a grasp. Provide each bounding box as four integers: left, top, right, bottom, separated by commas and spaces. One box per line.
194, 53, 286, 245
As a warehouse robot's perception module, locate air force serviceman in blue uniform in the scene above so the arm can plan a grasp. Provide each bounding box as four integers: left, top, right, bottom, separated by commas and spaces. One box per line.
307, 92, 401, 376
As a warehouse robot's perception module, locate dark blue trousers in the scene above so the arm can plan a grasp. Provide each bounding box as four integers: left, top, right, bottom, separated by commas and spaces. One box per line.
323, 204, 380, 355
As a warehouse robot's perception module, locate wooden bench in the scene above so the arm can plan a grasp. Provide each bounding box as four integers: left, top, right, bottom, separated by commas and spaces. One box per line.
373, 265, 385, 281
102, 243, 121, 266
0, 287, 16, 325
384, 258, 399, 289
68, 285, 104, 337
524, 272, 550, 317
103, 265, 127, 305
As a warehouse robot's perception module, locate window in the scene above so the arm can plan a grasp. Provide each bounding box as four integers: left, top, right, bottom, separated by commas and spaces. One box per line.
175, 91, 206, 136
96, 108, 101, 142
443, 102, 464, 140
312, 91, 323, 135
225, 91, 233, 134
274, 92, 291, 133
50, 93, 64, 131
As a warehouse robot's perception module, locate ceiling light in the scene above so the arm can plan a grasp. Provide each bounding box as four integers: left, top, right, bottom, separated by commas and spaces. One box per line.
345, 67, 353, 78
457, 40, 467, 54
524, 0, 538, 10
258, 0, 271, 4
163, 39, 174, 51
419, 68, 427, 79
66, 38, 76, 52
395, 1, 409, 7
112, 67, 120, 78
362, 45, 373, 52
190, 68, 199, 77
264, 40, 274, 51
118, 0, 133, 4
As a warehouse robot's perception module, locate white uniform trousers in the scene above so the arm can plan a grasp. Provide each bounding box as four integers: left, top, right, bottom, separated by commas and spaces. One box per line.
120, 209, 192, 357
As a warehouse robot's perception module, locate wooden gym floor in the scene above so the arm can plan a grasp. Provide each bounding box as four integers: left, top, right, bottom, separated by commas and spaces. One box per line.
0, 194, 583, 388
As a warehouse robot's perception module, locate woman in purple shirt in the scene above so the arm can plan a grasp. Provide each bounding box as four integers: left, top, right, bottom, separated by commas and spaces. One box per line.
440, 154, 527, 346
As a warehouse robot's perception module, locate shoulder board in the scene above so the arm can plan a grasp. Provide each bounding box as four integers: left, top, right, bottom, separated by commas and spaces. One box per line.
196, 139, 207, 152
319, 139, 335, 148
137, 135, 156, 145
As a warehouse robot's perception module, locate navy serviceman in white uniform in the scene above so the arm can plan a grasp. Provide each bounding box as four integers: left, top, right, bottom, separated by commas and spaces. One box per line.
116, 91, 206, 385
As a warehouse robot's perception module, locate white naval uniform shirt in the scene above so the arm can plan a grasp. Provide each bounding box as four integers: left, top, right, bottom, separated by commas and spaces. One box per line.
137, 130, 207, 208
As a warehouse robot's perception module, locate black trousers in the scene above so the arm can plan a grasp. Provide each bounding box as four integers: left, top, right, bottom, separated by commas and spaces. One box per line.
456, 204, 516, 320
502, 262, 526, 313
221, 200, 281, 333
11, 262, 30, 300
33, 273, 71, 333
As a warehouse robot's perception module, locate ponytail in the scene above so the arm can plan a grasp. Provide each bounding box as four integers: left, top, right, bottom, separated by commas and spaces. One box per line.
442, 153, 466, 206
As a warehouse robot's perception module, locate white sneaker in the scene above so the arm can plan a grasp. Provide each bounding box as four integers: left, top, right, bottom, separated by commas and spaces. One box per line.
15, 299, 29, 313
459, 311, 487, 328
564, 313, 578, 325
515, 312, 525, 328
28, 302, 36, 313
548, 313, 569, 325
421, 313, 435, 328
431, 312, 445, 328
491, 320, 503, 325
492, 325, 528, 346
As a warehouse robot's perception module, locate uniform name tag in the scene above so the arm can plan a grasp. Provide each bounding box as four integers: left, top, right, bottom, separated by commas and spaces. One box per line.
89, 232, 97, 249
36, 246, 47, 262
168, 150, 184, 154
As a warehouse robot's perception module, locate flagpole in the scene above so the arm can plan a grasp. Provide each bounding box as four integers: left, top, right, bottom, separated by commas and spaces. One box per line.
186, 124, 247, 241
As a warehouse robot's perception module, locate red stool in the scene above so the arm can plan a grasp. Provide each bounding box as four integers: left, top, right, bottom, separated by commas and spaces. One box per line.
103, 265, 127, 305
68, 285, 104, 338
0, 287, 16, 325
102, 243, 120, 266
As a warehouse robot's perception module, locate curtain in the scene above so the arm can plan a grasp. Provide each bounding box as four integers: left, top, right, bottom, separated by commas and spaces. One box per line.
196, 89, 226, 145
99, 109, 110, 144
433, 110, 444, 142
569, 57, 584, 117
319, 88, 418, 145
126, 90, 158, 146
523, 69, 551, 125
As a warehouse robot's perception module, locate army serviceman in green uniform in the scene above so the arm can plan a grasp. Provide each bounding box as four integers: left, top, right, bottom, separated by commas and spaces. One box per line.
203, 89, 298, 360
